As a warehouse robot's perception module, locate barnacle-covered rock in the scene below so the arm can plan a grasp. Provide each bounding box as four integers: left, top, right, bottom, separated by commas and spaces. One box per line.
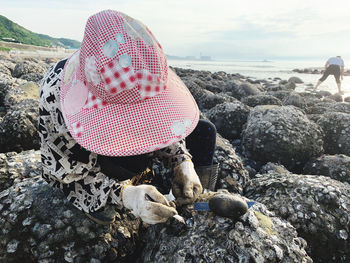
282, 92, 307, 109
206, 102, 251, 140
259, 162, 291, 175
245, 172, 350, 263
266, 90, 293, 101
20, 72, 44, 83
228, 82, 262, 100
327, 102, 350, 114
196, 89, 237, 111
181, 76, 237, 112
317, 112, 350, 156
0, 176, 141, 263
0, 75, 27, 108
242, 105, 324, 172
214, 134, 249, 194
12, 61, 46, 79
288, 76, 303, 84
326, 93, 343, 102
307, 102, 350, 115
241, 94, 282, 107
4, 81, 39, 107
303, 154, 350, 183
139, 201, 312, 263
0, 100, 39, 153
0, 150, 41, 192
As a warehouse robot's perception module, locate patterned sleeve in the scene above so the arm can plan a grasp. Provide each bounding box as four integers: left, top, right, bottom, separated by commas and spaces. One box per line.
153, 139, 192, 168
39, 60, 125, 212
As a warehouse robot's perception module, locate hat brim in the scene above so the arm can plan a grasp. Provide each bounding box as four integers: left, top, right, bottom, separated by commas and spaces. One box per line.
60, 53, 199, 156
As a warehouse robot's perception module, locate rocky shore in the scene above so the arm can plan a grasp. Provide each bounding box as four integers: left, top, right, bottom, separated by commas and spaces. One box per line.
292, 67, 350, 76
1, 52, 350, 262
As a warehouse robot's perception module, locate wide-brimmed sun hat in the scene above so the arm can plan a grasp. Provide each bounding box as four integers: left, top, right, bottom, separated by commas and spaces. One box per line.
60, 10, 199, 156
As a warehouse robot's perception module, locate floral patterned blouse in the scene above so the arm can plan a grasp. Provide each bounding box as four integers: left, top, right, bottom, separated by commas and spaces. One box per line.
39, 59, 191, 213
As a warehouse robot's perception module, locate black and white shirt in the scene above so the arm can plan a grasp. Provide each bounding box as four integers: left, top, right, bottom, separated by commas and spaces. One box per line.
39, 59, 191, 213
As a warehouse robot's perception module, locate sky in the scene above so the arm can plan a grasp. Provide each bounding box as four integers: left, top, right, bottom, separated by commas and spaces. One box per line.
2, 0, 350, 61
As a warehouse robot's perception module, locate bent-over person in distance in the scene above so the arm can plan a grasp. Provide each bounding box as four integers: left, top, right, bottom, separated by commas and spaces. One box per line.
314, 56, 344, 94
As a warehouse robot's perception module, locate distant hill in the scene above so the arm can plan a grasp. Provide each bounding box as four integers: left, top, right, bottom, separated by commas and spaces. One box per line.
0, 15, 80, 49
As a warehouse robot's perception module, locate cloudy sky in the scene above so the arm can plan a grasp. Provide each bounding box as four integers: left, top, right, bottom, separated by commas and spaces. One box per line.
2, 0, 350, 61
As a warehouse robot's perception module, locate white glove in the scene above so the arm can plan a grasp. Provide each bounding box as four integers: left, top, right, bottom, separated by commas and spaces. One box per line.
172, 160, 203, 206
122, 184, 177, 224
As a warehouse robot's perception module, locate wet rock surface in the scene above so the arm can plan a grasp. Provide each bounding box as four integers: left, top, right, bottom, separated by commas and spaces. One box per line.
242, 105, 324, 172
139, 200, 312, 263
0, 150, 41, 192
12, 60, 46, 79
213, 134, 249, 194
0, 100, 40, 153
0, 176, 142, 263
245, 172, 350, 263
303, 154, 350, 183
206, 102, 251, 140
282, 92, 307, 109
241, 94, 282, 107
317, 112, 350, 156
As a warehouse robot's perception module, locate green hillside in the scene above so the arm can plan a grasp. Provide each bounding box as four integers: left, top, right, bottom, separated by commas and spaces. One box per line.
0, 15, 80, 49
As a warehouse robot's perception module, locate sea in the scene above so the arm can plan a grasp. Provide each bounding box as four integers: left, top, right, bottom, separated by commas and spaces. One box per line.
168, 59, 350, 97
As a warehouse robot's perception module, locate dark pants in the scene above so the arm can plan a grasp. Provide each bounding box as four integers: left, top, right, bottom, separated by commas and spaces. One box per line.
98, 119, 217, 180
319, 64, 341, 83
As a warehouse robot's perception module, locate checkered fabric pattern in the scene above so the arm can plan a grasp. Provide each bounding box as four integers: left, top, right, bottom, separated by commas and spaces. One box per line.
84, 92, 107, 110
85, 56, 101, 85
101, 61, 136, 95
71, 122, 84, 138
59, 10, 199, 156
136, 69, 166, 99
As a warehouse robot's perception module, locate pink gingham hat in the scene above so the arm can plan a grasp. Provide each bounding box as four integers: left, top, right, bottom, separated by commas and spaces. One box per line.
60, 10, 199, 156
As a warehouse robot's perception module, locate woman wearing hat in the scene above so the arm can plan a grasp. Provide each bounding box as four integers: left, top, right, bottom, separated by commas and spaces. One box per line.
39, 10, 219, 225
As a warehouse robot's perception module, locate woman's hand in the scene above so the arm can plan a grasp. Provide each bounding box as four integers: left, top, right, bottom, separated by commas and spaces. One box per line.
172, 160, 203, 206
122, 185, 177, 224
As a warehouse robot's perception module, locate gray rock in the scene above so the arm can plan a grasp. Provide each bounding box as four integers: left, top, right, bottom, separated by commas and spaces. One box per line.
318, 90, 332, 97
4, 81, 39, 107
0, 61, 13, 76
266, 90, 293, 101
345, 96, 350, 103
242, 105, 324, 171
206, 102, 251, 140
0, 100, 39, 153
288, 76, 303, 84
283, 92, 307, 109
327, 102, 350, 114
245, 172, 350, 263
317, 112, 350, 155
227, 81, 262, 99
303, 154, 350, 184
327, 93, 343, 102
197, 90, 237, 111
214, 134, 250, 194
139, 200, 312, 263
0, 150, 41, 192
20, 72, 45, 83
265, 84, 285, 92
306, 102, 350, 115
283, 81, 297, 90
12, 61, 46, 79
0, 176, 142, 262
241, 94, 282, 107
259, 162, 290, 175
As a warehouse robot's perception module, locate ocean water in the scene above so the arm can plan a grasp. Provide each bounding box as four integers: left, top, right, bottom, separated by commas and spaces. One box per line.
168, 59, 350, 97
